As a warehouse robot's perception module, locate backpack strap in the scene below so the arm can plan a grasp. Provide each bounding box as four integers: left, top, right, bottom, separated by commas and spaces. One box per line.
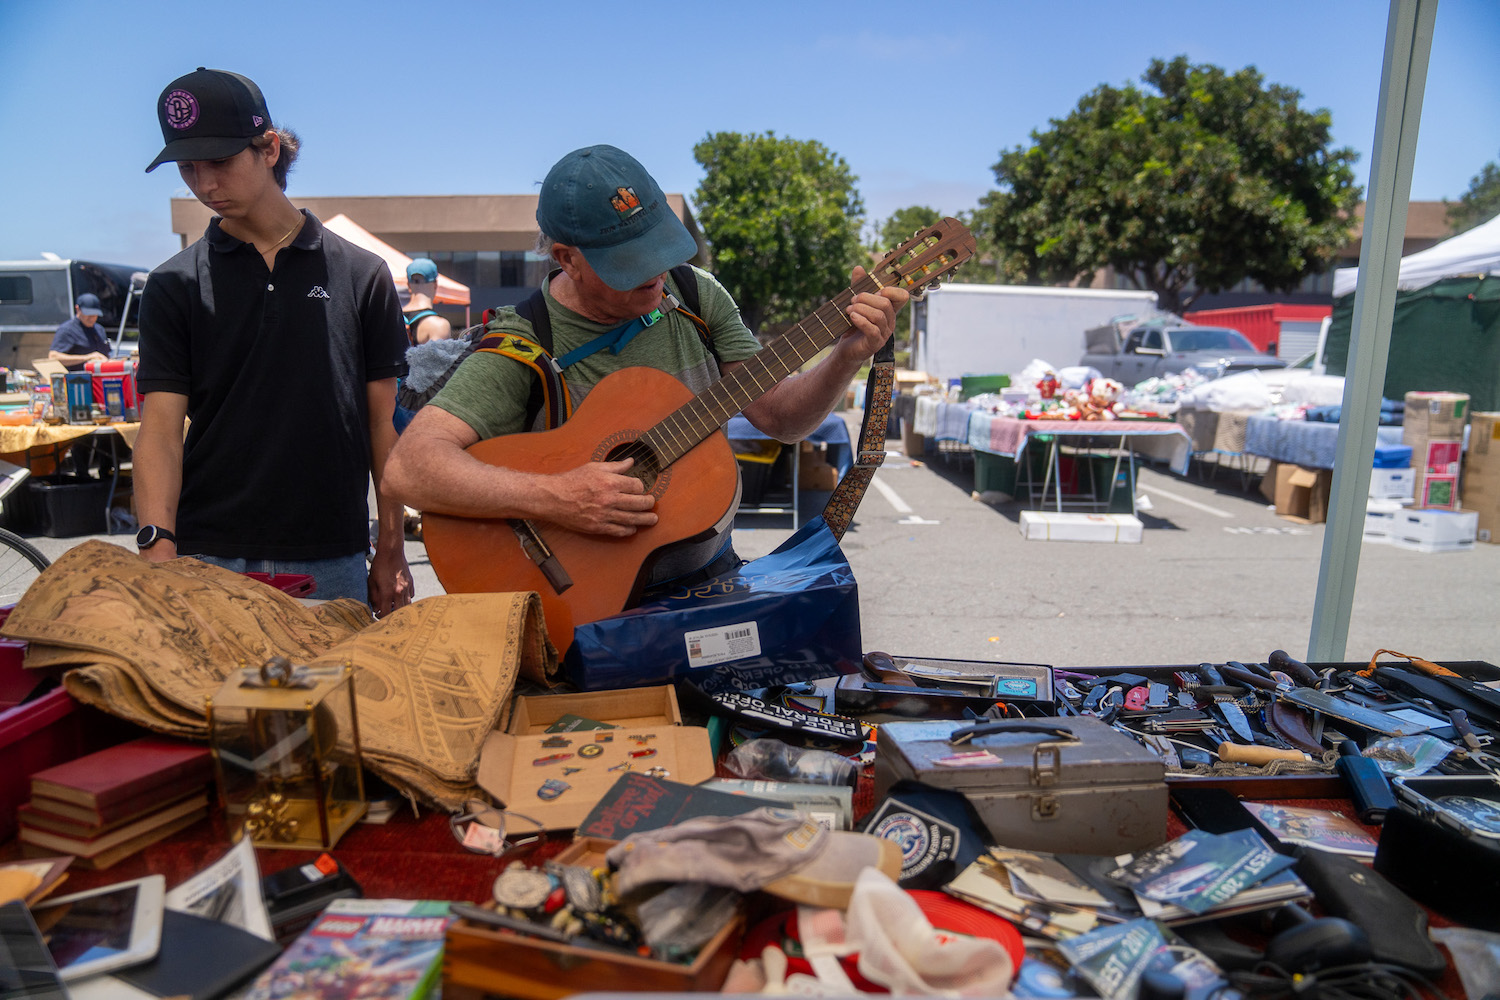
472, 330, 572, 432
665, 264, 716, 362
403, 308, 441, 346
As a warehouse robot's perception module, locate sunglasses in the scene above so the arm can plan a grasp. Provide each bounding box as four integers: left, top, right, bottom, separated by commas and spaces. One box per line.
449, 798, 545, 857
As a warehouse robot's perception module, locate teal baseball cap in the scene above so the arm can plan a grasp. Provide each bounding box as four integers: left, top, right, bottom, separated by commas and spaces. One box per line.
536, 145, 698, 291
406, 258, 439, 283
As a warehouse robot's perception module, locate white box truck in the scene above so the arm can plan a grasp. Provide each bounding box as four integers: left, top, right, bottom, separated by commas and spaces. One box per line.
911, 283, 1158, 383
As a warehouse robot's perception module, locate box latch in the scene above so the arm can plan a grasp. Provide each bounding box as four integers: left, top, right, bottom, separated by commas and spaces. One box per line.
1032, 742, 1063, 788
1032, 793, 1060, 821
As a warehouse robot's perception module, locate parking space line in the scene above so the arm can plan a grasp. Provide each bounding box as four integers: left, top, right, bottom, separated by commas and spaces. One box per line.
1141, 486, 1235, 519
871, 474, 913, 514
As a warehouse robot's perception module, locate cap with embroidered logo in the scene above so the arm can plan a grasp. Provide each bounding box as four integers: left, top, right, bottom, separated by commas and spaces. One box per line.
406, 258, 439, 283
75, 293, 103, 317
536, 145, 699, 292
145, 67, 272, 173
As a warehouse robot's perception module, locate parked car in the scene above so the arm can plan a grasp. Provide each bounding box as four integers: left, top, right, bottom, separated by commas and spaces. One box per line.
1080, 317, 1287, 385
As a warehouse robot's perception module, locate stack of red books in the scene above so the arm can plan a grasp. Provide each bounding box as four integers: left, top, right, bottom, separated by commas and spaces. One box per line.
18, 736, 214, 869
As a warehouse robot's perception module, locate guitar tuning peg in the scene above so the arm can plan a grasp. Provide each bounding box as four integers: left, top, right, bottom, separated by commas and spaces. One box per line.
927, 280, 942, 292
909, 285, 928, 302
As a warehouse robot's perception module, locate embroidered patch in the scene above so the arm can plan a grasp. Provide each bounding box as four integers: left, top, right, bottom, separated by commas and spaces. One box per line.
164, 89, 199, 130
610, 186, 642, 219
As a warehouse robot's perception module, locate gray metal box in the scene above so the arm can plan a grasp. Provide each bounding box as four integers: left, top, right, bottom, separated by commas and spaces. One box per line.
874, 716, 1167, 855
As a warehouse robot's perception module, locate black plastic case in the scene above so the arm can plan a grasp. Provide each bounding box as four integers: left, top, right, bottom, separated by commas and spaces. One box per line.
1372, 774, 1500, 930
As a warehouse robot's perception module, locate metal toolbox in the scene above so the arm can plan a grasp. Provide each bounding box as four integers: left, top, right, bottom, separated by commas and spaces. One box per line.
874, 716, 1167, 855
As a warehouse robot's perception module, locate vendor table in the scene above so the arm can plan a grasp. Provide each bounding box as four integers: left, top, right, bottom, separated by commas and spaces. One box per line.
965, 414, 1193, 515
1244, 414, 1405, 470
726, 413, 852, 529
0, 422, 139, 535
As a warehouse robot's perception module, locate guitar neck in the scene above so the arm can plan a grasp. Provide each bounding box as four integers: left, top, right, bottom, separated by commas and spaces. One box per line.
642, 277, 877, 466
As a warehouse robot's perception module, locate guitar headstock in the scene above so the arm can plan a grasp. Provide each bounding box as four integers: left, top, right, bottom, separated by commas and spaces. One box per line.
871, 217, 977, 300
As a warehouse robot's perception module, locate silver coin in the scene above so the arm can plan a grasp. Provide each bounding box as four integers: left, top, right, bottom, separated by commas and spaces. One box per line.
493, 865, 553, 909
559, 864, 603, 912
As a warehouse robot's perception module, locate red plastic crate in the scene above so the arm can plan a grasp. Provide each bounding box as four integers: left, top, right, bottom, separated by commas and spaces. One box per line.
243, 572, 317, 598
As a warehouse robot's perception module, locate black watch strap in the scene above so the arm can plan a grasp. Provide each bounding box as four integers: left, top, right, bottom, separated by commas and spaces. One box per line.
136, 525, 177, 549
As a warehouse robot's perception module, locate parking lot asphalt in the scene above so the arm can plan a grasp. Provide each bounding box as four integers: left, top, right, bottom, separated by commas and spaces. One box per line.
27, 410, 1500, 671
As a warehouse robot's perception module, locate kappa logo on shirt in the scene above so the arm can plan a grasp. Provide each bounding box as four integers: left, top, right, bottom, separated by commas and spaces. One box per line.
307, 286, 331, 299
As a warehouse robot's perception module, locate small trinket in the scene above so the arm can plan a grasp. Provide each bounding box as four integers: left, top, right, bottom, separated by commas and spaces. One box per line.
557, 865, 603, 912
543, 886, 568, 914
594, 732, 614, 743
645, 766, 670, 779
577, 743, 604, 758
562, 766, 583, 775
493, 865, 554, 909
608, 761, 632, 772
537, 777, 570, 800
628, 748, 657, 759
541, 735, 572, 748
533, 752, 574, 766
628, 734, 656, 743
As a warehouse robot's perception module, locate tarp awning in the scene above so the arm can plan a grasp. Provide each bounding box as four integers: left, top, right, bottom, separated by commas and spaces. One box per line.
321, 213, 470, 306
1333, 210, 1500, 298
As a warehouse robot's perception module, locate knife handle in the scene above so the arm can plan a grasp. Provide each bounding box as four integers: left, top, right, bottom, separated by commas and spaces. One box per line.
1196, 662, 1225, 686
1217, 742, 1310, 765
1268, 649, 1320, 687
1335, 741, 1396, 823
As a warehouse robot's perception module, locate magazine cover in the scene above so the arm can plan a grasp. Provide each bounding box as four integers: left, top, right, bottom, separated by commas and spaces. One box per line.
244, 898, 453, 1000
1241, 802, 1379, 857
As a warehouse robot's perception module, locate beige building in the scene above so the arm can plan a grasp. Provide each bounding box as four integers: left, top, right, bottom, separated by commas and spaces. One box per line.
169, 194, 709, 313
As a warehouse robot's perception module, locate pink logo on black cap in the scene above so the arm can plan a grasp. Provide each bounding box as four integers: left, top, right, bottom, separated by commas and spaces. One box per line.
164, 89, 199, 130
252, 115, 263, 127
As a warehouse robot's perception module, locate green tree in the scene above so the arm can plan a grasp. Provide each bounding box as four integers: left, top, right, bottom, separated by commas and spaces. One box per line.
1446, 153, 1500, 234
976, 56, 1362, 314
692, 131, 865, 333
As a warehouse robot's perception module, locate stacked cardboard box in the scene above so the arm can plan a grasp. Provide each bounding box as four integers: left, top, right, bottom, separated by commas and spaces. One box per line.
1464, 411, 1500, 543
1402, 391, 1468, 509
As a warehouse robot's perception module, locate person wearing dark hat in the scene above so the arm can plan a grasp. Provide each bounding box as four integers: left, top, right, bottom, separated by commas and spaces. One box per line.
383, 144, 905, 591
402, 258, 452, 346
132, 67, 413, 615
48, 293, 111, 370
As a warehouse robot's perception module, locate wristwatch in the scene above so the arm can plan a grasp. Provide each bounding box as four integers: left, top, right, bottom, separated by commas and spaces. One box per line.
136, 525, 177, 550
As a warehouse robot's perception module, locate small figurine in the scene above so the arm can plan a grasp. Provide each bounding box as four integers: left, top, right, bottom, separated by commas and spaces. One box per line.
1037, 370, 1060, 400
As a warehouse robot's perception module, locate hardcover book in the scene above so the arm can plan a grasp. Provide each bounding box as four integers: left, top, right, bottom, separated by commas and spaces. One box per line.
20, 786, 207, 838
22, 806, 207, 870
18, 793, 210, 857
28, 736, 212, 811
244, 899, 453, 1000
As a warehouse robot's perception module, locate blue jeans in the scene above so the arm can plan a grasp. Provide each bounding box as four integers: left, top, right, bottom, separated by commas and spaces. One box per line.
188, 552, 369, 604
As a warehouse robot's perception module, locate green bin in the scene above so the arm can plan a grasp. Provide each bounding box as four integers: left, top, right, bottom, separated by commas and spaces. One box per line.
959, 373, 1010, 401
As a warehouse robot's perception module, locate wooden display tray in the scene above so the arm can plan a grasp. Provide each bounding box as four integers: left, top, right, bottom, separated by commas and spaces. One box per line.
442, 838, 743, 1000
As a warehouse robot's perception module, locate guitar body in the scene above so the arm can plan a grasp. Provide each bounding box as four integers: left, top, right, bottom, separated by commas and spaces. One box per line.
423, 366, 742, 653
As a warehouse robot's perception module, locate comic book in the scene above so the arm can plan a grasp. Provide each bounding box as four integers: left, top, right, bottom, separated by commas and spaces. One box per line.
244, 898, 453, 1000
1241, 802, 1379, 858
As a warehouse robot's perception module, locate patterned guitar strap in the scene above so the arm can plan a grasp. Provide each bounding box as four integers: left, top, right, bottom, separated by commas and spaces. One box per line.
820, 335, 896, 540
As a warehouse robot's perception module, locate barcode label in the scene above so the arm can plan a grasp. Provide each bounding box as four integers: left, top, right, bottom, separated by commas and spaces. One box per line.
684, 621, 762, 667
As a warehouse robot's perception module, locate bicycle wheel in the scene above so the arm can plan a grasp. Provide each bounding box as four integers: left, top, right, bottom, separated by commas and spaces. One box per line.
0, 527, 49, 605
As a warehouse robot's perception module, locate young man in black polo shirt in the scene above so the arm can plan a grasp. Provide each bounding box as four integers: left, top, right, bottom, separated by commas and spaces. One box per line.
134, 67, 413, 614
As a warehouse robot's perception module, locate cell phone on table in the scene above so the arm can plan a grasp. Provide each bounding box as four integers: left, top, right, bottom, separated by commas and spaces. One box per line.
29, 874, 165, 982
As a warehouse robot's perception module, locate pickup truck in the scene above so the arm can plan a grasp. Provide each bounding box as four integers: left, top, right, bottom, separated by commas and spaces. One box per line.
1080, 320, 1286, 385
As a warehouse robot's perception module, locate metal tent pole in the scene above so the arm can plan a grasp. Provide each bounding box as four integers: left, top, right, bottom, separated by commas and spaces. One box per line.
1308, 0, 1438, 660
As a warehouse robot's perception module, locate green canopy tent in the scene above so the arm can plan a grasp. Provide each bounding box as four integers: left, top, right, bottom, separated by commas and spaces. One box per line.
1324, 211, 1500, 410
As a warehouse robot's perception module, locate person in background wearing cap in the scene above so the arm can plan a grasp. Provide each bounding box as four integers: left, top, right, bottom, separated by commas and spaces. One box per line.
402, 258, 452, 346
132, 68, 413, 615
49, 293, 111, 370
383, 144, 906, 592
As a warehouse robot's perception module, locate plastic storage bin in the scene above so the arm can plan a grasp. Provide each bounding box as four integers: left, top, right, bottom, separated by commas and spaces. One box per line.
27, 474, 110, 537
959, 373, 1010, 401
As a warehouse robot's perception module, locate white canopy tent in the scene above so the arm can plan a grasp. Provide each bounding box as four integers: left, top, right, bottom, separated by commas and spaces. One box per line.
1333, 210, 1500, 297
321, 213, 471, 322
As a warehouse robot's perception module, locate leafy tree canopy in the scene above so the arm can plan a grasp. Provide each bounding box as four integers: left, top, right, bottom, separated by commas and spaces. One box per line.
1446, 153, 1500, 234
976, 56, 1363, 313
692, 131, 864, 333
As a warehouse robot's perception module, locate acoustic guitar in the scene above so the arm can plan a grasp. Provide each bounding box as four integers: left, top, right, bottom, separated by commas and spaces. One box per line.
423, 218, 976, 654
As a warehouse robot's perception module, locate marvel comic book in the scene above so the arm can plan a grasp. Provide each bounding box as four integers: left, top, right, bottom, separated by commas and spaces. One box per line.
244, 898, 453, 1000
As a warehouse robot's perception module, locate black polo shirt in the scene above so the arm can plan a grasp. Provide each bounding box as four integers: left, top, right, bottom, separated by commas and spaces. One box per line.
50, 316, 110, 370
137, 211, 408, 559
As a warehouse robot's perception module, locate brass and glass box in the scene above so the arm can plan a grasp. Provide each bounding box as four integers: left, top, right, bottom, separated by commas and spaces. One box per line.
206, 658, 367, 850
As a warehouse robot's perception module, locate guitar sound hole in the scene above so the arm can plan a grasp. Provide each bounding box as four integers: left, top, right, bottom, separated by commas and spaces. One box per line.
608, 441, 662, 492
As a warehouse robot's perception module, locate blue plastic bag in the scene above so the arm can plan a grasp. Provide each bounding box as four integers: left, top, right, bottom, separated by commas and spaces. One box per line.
565, 516, 862, 691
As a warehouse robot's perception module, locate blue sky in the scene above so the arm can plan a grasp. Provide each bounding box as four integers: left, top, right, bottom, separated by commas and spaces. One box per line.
2, 0, 1496, 270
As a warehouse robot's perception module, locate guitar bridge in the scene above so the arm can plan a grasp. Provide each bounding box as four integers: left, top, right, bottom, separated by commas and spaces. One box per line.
509, 519, 573, 594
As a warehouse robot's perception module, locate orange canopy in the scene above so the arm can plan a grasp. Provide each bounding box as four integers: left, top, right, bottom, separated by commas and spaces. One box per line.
322, 213, 470, 306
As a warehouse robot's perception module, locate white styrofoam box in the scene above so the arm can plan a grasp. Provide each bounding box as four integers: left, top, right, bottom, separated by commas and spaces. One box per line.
1364, 498, 1408, 544
1369, 467, 1416, 500
1388, 508, 1478, 553
1019, 511, 1143, 543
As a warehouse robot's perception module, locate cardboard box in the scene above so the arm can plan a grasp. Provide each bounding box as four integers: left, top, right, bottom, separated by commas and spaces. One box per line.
1388, 508, 1478, 553
443, 837, 743, 999
1263, 462, 1331, 523
476, 724, 715, 832
1464, 413, 1500, 542
1018, 511, 1143, 543
507, 686, 682, 735
1369, 467, 1415, 500
1403, 391, 1469, 439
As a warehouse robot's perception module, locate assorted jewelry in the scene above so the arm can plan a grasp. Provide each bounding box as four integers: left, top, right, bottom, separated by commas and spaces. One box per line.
490, 859, 642, 953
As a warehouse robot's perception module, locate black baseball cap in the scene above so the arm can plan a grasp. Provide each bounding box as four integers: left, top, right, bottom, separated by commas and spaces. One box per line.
145, 68, 272, 173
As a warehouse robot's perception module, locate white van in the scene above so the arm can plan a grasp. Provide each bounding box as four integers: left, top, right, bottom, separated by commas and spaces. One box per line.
0, 258, 146, 370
